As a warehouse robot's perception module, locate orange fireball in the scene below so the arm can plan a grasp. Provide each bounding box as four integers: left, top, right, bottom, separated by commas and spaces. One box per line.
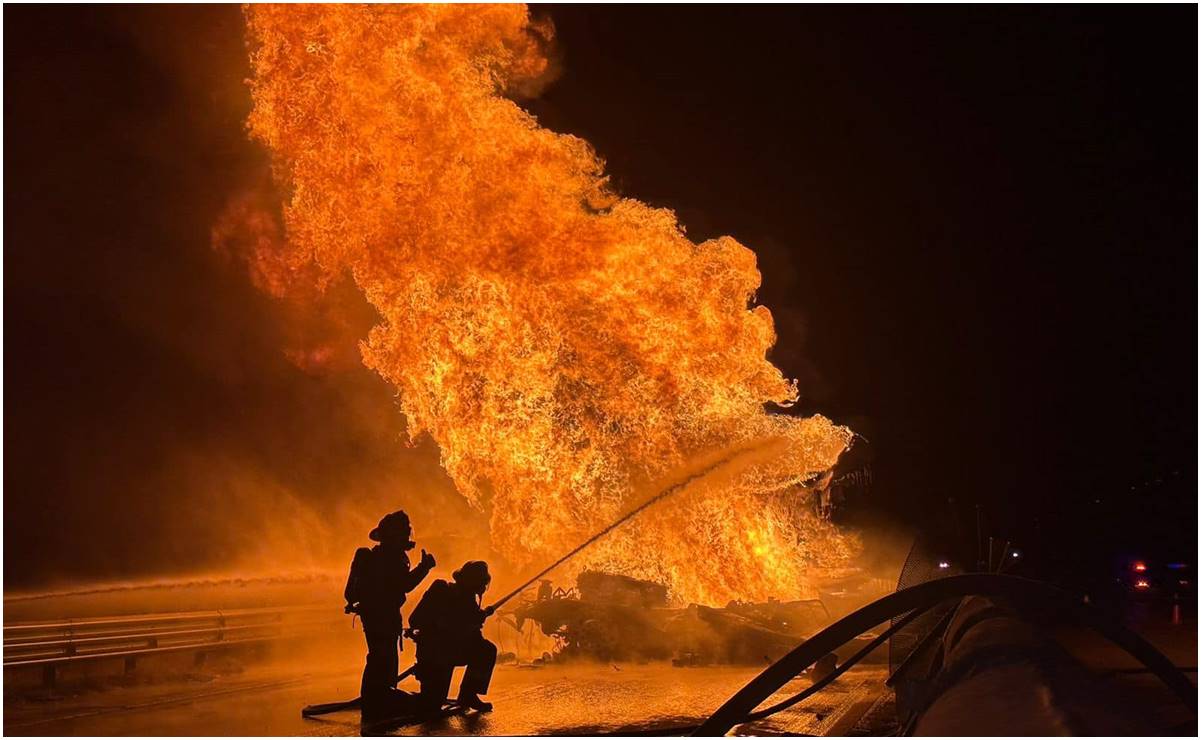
239, 4, 856, 604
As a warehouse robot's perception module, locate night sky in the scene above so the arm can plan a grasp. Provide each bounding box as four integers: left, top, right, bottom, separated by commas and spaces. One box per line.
5, 5, 1196, 588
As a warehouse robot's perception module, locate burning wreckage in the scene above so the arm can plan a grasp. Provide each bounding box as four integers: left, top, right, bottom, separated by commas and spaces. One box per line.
504, 440, 880, 666
509, 570, 883, 667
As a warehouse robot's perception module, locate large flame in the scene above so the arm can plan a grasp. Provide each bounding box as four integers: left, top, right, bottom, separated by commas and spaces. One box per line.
236, 4, 858, 604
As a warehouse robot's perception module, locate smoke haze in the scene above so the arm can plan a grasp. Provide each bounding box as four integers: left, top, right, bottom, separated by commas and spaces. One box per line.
4, 6, 486, 589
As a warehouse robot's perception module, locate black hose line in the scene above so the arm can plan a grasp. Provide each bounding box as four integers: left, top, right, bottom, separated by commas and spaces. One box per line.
693, 574, 1196, 736
619, 609, 930, 736
742, 605, 930, 723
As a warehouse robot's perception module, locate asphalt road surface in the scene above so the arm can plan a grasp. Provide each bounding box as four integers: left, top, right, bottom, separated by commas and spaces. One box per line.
5, 659, 889, 736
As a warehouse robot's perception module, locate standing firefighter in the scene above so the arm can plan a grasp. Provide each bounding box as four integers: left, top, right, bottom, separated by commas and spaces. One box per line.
344, 510, 435, 716
408, 560, 498, 712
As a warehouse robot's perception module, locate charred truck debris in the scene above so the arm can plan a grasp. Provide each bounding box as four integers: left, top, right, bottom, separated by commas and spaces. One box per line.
511, 570, 882, 666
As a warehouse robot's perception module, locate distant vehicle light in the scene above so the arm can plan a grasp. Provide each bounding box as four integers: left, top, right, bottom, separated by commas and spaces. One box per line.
1179, 580, 1189, 586
1011, 551, 1020, 558
937, 561, 950, 570
1167, 563, 1188, 570
1135, 579, 1150, 589
1133, 562, 1148, 572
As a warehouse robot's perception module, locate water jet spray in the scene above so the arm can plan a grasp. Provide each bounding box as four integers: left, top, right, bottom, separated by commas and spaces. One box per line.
487, 435, 799, 611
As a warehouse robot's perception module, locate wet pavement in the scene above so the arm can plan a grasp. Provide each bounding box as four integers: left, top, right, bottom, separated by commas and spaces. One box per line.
4, 659, 889, 736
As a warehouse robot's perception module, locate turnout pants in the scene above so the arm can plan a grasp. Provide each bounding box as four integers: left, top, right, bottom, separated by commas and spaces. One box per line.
361, 629, 401, 703
417, 636, 497, 707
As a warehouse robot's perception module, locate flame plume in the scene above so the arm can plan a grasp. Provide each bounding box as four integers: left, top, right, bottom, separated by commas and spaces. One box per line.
239, 4, 858, 604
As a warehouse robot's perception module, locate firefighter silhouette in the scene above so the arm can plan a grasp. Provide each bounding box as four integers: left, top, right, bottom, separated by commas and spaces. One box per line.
408, 560, 498, 712
343, 510, 435, 714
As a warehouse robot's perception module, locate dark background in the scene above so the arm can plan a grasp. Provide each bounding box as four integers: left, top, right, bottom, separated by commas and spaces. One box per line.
5, 6, 1196, 588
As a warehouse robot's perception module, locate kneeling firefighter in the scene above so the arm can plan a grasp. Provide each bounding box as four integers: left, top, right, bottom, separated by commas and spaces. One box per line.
344, 510, 435, 715
407, 560, 498, 712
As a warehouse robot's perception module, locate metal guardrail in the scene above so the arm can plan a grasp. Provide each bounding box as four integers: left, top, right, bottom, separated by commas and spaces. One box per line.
4, 605, 342, 687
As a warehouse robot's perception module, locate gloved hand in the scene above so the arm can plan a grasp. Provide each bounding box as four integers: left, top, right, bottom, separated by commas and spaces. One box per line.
482, 604, 497, 618
419, 549, 436, 570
